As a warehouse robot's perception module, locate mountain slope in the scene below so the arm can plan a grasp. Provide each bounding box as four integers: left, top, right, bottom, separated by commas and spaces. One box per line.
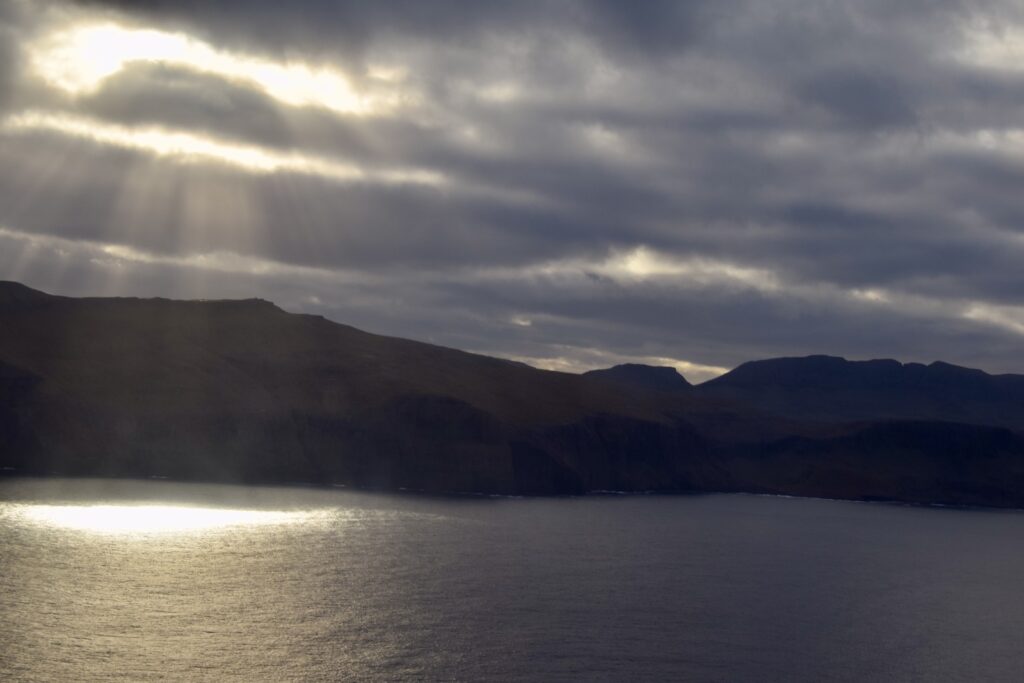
2, 282, 1024, 507
0, 282, 713, 493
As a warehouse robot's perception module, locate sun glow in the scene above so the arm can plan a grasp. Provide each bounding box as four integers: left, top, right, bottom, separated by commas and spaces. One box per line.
12, 503, 318, 535
959, 22, 1024, 72
29, 23, 395, 115
516, 246, 784, 291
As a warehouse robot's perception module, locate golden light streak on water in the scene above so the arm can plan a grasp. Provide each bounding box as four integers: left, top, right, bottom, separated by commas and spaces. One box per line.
11, 503, 320, 535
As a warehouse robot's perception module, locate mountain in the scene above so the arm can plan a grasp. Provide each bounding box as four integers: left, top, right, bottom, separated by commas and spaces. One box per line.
698, 354, 1024, 429
0, 282, 718, 494
583, 364, 691, 393
1, 281, 1023, 507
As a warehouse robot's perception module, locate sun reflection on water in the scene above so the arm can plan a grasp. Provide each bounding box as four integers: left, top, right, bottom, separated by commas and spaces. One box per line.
11, 503, 319, 535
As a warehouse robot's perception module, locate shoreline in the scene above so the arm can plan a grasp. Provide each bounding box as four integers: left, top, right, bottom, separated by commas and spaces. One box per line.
1, 470, 1021, 513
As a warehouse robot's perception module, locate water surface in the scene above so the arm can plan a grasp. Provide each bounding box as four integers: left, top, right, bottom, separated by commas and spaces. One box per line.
2, 478, 1023, 681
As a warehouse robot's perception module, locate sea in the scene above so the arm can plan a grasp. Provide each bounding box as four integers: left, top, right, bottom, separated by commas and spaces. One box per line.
1, 477, 1023, 682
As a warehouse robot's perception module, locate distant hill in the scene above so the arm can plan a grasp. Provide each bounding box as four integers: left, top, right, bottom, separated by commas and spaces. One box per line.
583, 364, 691, 393
698, 354, 1024, 429
1, 281, 1023, 507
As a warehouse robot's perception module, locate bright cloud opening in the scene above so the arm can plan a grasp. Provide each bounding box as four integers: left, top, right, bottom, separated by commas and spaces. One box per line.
29, 22, 398, 115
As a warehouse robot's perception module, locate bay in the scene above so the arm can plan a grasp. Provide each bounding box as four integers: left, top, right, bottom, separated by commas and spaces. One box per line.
1, 477, 1023, 681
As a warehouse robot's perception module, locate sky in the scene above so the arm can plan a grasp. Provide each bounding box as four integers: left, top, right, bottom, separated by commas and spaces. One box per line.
1, 0, 1024, 382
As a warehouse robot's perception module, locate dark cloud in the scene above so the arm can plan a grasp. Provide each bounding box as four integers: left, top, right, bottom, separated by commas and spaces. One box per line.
797, 68, 919, 129
0, 2, 25, 113
71, 1, 718, 63
2, 0, 1024, 377
78, 65, 295, 148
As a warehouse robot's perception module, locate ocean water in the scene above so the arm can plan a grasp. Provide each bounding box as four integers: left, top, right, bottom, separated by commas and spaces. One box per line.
1, 478, 1023, 682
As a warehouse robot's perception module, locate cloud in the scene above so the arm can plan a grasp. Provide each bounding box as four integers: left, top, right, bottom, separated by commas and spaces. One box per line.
2, 0, 1024, 377
0, 1, 28, 113
2, 110, 445, 185
27, 22, 405, 114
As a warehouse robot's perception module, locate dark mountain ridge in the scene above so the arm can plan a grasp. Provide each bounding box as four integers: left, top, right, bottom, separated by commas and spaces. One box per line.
1, 281, 1022, 507
698, 354, 1024, 429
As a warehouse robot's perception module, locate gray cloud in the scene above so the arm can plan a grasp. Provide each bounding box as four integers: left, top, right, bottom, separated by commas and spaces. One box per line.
2, 0, 1024, 379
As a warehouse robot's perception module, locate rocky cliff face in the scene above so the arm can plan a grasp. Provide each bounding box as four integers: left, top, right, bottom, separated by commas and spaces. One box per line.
2, 281, 1023, 507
